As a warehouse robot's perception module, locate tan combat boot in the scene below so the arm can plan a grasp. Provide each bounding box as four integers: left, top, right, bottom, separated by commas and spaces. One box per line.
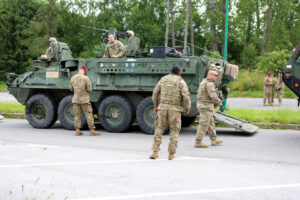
263, 103, 267, 106
75, 128, 83, 136
269, 103, 274, 106
149, 151, 159, 159
211, 139, 223, 146
90, 129, 101, 136
194, 143, 209, 148
168, 152, 175, 160
278, 102, 282, 106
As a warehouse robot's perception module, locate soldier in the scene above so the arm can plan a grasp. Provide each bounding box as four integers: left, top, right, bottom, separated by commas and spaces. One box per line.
263, 72, 275, 106
271, 73, 277, 105
194, 70, 223, 148
149, 66, 191, 160
103, 34, 125, 58
41, 37, 57, 64
277, 71, 284, 106
70, 65, 101, 136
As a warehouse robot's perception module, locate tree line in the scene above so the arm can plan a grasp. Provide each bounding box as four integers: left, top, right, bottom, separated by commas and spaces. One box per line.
0, 0, 299, 79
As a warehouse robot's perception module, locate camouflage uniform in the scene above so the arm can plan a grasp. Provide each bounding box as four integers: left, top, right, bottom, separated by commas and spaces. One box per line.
263, 76, 275, 105
152, 74, 191, 154
271, 77, 277, 104
195, 78, 222, 144
45, 37, 57, 65
70, 73, 95, 130
277, 75, 284, 105
104, 40, 125, 58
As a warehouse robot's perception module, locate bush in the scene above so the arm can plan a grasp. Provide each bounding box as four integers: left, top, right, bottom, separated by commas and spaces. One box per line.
257, 50, 291, 73
229, 70, 264, 91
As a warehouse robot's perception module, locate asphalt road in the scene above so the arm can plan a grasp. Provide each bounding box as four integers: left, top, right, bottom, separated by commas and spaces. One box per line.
0, 119, 300, 200
1, 92, 299, 110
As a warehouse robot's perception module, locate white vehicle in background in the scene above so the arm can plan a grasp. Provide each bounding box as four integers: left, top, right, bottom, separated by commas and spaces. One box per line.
0, 115, 4, 120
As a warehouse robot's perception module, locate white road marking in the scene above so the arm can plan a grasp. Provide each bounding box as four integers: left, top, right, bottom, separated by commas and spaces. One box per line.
73, 183, 300, 200
0, 157, 219, 168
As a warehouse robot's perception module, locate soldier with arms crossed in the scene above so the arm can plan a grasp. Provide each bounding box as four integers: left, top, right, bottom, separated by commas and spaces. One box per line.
149, 66, 191, 160
70, 65, 101, 136
195, 70, 223, 148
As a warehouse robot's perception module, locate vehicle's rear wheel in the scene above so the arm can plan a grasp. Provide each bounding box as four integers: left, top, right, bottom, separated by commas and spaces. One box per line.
99, 95, 134, 132
57, 95, 87, 130
182, 116, 197, 127
136, 96, 156, 134
26, 94, 57, 128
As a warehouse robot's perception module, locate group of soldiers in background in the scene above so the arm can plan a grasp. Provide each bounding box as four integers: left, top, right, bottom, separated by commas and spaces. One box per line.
264, 71, 284, 106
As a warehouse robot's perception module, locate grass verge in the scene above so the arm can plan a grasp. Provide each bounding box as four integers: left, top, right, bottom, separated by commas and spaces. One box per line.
225, 108, 300, 124
0, 81, 6, 92
0, 102, 25, 113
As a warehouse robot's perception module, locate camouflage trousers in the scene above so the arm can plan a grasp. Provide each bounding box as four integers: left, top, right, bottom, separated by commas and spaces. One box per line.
152, 109, 181, 153
277, 88, 284, 103
195, 109, 217, 143
73, 103, 95, 130
263, 87, 273, 104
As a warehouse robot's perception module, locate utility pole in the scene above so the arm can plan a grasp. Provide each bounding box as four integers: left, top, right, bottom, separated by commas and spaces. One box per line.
224, 0, 229, 61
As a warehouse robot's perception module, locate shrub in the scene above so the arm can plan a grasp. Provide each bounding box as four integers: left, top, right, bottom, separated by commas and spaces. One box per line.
257, 50, 291, 73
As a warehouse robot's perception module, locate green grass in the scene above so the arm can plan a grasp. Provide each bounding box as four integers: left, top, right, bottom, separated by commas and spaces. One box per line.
0, 81, 6, 92
0, 102, 25, 113
225, 108, 300, 124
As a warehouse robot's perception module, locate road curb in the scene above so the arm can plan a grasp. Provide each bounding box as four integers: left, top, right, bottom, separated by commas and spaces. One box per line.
1, 113, 300, 130
0, 113, 25, 119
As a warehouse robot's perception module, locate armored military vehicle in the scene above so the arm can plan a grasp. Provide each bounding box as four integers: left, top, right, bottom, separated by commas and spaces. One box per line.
6, 28, 258, 134
283, 43, 300, 105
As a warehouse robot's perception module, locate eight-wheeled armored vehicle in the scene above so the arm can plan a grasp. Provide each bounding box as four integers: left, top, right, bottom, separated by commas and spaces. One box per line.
6, 29, 258, 134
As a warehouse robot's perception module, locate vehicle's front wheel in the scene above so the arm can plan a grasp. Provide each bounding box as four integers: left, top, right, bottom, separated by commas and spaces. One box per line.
25, 94, 57, 128
136, 96, 156, 134
98, 95, 134, 132
57, 95, 87, 130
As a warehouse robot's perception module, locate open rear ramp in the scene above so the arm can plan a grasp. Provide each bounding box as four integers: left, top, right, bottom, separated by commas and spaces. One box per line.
213, 111, 259, 134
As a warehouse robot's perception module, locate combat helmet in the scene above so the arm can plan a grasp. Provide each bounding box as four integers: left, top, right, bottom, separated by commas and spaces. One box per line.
48, 37, 57, 44
209, 64, 217, 71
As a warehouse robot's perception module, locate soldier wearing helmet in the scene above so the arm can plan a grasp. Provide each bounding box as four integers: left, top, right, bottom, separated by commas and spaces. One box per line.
41, 37, 57, 65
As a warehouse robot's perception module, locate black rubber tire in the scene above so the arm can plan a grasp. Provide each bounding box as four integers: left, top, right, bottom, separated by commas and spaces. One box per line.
99, 95, 134, 132
182, 116, 197, 127
57, 95, 87, 130
25, 94, 57, 128
136, 96, 156, 134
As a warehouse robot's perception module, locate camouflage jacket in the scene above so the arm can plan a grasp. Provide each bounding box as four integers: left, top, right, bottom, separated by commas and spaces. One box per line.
105, 40, 125, 58
45, 46, 54, 59
152, 74, 191, 113
70, 73, 92, 104
264, 76, 275, 88
197, 78, 221, 111
277, 76, 284, 89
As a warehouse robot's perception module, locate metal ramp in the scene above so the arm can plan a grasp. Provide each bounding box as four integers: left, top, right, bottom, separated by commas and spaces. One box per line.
213, 111, 259, 134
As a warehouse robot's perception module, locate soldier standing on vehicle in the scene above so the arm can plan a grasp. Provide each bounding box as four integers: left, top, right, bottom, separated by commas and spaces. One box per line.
194, 70, 223, 148
264, 72, 275, 106
277, 71, 284, 106
41, 37, 57, 64
149, 66, 191, 160
103, 34, 125, 58
70, 65, 101, 136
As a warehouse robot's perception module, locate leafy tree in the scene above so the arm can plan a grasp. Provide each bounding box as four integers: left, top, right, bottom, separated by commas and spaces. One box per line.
257, 50, 291, 73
